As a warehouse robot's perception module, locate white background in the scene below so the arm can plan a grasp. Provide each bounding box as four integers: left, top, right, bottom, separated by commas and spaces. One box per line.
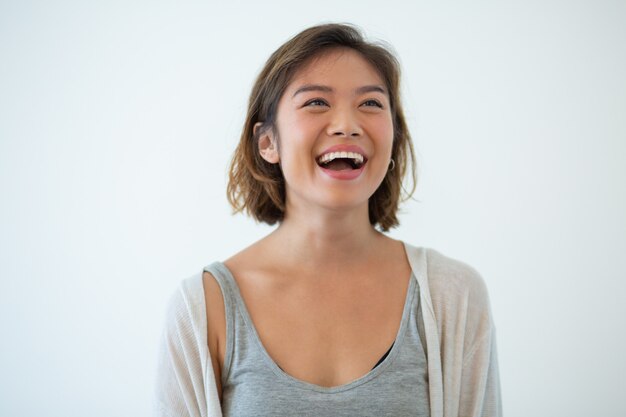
1, 0, 625, 416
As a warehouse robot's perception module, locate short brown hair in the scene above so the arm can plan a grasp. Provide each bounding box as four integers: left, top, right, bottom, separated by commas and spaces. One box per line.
227, 23, 417, 231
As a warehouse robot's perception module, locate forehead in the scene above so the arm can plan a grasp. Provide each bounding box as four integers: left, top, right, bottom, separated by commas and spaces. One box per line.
286, 48, 385, 92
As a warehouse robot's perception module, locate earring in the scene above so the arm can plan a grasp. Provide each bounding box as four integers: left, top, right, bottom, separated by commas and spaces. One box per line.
388, 159, 395, 171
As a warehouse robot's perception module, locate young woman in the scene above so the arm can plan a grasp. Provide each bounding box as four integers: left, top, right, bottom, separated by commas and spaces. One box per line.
154, 23, 502, 417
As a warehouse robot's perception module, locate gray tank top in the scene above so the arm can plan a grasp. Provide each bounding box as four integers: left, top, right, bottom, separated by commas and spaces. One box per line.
205, 262, 430, 417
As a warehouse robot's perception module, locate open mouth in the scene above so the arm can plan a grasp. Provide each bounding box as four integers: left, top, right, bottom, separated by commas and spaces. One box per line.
316, 151, 367, 171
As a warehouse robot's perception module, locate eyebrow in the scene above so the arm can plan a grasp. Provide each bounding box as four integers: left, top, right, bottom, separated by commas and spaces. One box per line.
291, 84, 387, 98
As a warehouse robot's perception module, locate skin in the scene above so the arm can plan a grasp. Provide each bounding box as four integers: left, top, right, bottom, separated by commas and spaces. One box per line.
203, 48, 412, 403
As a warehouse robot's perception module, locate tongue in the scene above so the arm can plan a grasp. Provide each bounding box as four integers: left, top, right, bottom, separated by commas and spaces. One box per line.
323, 159, 353, 171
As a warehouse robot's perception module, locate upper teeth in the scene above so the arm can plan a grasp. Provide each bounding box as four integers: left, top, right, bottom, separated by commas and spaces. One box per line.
318, 151, 364, 164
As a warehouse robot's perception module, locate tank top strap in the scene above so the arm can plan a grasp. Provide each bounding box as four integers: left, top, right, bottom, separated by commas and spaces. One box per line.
203, 261, 238, 303
202, 261, 239, 382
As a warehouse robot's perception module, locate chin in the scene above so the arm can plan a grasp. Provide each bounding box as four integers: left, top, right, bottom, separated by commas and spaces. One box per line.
314, 190, 373, 212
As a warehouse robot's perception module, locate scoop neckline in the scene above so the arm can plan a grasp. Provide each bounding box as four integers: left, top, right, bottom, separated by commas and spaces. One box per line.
210, 261, 417, 394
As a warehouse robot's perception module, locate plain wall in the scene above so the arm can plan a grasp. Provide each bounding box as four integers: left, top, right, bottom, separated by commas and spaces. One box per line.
1, 0, 625, 416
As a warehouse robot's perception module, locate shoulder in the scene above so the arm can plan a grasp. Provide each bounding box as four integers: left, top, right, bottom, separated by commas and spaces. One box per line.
420, 247, 495, 339
162, 272, 207, 340
424, 248, 490, 305
155, 271, 222, 415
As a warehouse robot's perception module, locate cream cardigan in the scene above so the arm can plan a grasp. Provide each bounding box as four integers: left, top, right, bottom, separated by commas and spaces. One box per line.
153, 243, 502, 416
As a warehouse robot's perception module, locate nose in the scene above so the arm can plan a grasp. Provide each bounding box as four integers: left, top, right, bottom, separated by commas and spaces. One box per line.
326, 106, 363, 138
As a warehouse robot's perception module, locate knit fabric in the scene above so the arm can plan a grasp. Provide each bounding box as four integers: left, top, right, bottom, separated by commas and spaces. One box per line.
153, 244, 503, 417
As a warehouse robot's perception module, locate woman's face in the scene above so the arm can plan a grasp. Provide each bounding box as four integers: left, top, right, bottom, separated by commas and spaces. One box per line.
258, 47, 394, 215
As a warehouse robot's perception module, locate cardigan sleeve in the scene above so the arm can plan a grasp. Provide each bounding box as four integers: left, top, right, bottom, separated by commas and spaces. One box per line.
153, 282, 214, 417
424, 248, 503, 417
458, 325, 502, 416
454, 263, 502, 417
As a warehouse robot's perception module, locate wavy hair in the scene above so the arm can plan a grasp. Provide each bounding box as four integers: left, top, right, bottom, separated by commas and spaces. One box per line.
227, 23, 417, 231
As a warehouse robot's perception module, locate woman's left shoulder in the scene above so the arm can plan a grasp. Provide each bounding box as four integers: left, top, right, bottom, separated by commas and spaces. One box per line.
412, 246, 493, 317
416, 246, 497, 344
425, 248, 487, 291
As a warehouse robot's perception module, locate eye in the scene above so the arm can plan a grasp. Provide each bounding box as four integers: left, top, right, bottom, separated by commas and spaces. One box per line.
361, 99, 383, 108
304, 98, 329, 107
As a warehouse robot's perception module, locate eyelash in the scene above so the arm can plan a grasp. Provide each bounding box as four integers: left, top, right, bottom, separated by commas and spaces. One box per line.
362, 99, 383, 108
304, 99, 384, 109
305, 99, 329, 107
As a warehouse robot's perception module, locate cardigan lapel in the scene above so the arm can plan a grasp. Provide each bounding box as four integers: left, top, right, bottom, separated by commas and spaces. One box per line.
403, 242, 444, 417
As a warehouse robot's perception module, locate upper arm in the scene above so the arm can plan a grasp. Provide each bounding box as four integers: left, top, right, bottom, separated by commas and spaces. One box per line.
425, 248, 502, 415
202, 271, 226, 404
460, 326, 502, 416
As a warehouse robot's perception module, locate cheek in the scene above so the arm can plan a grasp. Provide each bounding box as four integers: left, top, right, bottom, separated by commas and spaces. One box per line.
370, 115, 394, 154
276, 115, 321, 158
285, 113, 319, 140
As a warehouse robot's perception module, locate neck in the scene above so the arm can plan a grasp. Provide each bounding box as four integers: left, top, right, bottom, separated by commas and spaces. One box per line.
265, 202, 385, 271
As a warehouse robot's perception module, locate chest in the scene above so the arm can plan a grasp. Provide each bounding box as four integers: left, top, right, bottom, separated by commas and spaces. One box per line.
228, 266, 412, 387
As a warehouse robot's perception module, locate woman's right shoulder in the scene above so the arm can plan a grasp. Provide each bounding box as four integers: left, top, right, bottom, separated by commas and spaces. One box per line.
161, 268, 226, 367
155, 271, 224, 412
163, 271, 206, 326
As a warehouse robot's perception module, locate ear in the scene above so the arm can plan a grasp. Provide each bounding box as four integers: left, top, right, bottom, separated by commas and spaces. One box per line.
254, 122, 280, 164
